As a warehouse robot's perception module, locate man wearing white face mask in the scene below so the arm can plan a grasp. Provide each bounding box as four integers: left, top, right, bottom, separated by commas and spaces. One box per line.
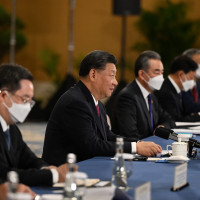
0, 64, 69, 187
111, 50, 175, 140
181, 48, 200, 114
155, 55, 200, 122
3, 91, 34, 123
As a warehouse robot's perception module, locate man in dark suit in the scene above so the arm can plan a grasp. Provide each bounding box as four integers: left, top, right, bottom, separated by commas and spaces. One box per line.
111, 50, 175, 140
42, 50, 162, 165
182, 48, 200, 114
0, 64, 68, 186
155, 55, 200, 122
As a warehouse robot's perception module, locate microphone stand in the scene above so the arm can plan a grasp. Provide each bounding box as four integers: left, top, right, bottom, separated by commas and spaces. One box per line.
188, 141, 194, 157
188, 139, 197, 158
155, 127, 198, 158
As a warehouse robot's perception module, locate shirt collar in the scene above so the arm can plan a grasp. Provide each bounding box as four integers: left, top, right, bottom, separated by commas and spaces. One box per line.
136, 79, 150, 99
91, 94, 98, 106
0, 115, 9, 132
168, 75, 181, 94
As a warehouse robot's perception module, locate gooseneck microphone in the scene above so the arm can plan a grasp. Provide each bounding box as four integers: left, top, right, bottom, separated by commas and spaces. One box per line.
154, 127, 178, 141
155, 127, 200, 148
154, 127, 200, 157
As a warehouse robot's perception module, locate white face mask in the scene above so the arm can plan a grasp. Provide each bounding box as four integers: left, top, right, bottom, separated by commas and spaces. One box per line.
3, 92, 33, 123
180, 74, 195, 92
196, 65, 200, 79
143, 72, 164, 91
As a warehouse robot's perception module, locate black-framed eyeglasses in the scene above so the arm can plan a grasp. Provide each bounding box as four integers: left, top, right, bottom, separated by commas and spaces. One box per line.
11, 93, 35, 107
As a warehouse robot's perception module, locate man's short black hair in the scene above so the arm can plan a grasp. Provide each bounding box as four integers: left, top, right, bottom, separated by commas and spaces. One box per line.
170, 55, 198, 74
0, 63, 33, 92
134, 50, 161, 77
79, 50, 117, 77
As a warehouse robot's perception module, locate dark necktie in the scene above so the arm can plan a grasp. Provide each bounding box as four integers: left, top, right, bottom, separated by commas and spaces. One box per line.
147, 94, 154, 131
192, 86, 198, 103
96, 104, 100, 117
179, 92, 183, 105
4, 129, 10, 150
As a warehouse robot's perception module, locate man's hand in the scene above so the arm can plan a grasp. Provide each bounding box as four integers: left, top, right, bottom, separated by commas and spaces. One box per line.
153, 125, 165, 135
0, 183, 36, 200
57, 163, 69, 182
44, 163, 79, 182
136, 141, 162, 157
17, 184, 36, 198
57, 163, 78, 182
0, 183, 7, 200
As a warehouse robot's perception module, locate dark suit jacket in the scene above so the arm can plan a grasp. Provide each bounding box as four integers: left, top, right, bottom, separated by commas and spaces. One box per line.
42, 81, 133, 165
0, 124, 53, 186
111, 80, 175, 140
155, 77, 200, 122
182, 81, 200, 114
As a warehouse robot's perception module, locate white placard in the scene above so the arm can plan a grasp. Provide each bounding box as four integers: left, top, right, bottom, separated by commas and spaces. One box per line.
175, 122, 200, 126
172, 128, 200, 134
173, 163, 188, 191
134, 182, 151, 200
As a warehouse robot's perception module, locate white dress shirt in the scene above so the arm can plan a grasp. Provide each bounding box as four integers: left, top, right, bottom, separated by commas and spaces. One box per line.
136, 79, 151, 110
168, 75, 181, 94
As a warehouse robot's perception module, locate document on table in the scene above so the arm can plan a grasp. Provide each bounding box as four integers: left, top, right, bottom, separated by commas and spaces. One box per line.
172, 128, 200, 134
189, 126, 200, 130
54, 179, 100, 188
42, 187, 115, 200
175, 122, 200, 126
84, 186, 115, 200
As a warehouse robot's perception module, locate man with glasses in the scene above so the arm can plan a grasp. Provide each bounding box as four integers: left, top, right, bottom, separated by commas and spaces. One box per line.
0, 64, 68, 186
111, 50, 175, 140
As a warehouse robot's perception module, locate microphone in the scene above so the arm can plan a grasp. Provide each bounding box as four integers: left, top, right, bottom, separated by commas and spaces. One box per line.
154, 127, 200, 149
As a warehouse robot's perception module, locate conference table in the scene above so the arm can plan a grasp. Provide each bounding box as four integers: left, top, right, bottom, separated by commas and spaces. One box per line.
32, 135, 200, 200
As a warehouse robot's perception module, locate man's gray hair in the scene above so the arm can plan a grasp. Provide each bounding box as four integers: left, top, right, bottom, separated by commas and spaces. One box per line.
182, 48, 200, 58
134, 50, 161, 77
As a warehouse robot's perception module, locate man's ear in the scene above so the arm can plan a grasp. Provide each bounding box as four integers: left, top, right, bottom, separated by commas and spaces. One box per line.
0, 90, 6, 101
89, 69, 96, 81
138, 70, 145, 81
177, 70, 185, 81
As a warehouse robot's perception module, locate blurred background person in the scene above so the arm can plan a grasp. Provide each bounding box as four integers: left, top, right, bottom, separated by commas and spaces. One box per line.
182, 48, 200, 114
155, 55, 200, 122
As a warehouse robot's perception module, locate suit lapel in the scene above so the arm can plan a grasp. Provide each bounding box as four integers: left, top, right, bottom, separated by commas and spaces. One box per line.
133, 81, 153, 130
77, 81, 107, 140
89, 101, 107, 140
166, 78, 183, 113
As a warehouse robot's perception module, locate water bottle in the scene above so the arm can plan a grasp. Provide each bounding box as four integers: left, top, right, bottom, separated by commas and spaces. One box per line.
7, 171, 32, 200
111, 137, 127, 190
63, 153, 78, 200
7, 171, 19, 200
